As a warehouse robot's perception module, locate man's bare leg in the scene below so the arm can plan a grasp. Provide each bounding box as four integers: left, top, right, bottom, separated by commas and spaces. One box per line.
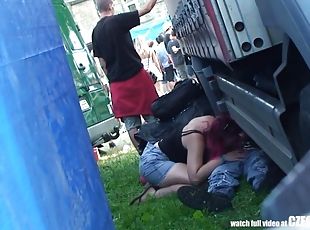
128, 127, 140, 153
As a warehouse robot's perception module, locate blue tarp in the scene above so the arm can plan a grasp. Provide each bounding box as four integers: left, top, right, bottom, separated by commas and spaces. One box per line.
131, 18, 170, 41
0, 1, 114, 229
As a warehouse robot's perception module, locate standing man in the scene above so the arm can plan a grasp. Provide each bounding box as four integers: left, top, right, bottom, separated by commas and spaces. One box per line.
162, 22, 172, 51
155, 35, 175, 93
92, 0, 158, 153
167, 30, 188, 80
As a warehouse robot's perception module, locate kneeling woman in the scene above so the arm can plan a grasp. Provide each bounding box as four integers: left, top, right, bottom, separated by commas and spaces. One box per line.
130, 115, 244, 204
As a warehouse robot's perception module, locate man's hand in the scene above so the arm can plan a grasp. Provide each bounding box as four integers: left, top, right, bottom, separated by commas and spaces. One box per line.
171, 46, 180, 54
223, 150, 247, 162
138, 0, 157, 17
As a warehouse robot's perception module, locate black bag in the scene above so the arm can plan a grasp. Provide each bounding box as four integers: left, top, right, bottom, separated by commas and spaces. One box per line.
151, 79, 204, 120
135, 95, 214, 153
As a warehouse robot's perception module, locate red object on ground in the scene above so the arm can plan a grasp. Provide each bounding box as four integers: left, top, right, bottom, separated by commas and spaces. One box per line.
139, 176, 147, 186
109, 68, 158, 118
93, 148, 99, 161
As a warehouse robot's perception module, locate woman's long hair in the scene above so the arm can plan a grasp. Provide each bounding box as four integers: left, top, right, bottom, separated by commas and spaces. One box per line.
206, 115, 245, 159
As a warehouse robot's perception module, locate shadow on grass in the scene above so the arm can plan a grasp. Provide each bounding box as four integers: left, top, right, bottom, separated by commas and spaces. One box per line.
99, 151, 267, 230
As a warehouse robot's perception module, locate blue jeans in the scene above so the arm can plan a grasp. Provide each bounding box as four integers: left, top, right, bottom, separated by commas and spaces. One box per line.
207, 149, 269, 199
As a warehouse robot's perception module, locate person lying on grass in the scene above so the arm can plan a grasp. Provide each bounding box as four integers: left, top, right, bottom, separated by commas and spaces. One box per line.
177, 115, 273, 212
130, 114, 270, 208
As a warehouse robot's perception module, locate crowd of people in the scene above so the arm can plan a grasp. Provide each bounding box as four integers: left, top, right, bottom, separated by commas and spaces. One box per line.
92, 0, 275, 213
133, 24, 193, 95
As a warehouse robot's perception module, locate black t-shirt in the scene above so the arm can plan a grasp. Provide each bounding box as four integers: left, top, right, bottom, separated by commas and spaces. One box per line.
167, 39, 185, 66
158, 128, 209, 164
158, 129, 188, 163
92, 11, 143, 83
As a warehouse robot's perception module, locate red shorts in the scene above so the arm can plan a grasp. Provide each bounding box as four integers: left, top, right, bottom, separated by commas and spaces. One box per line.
110, 68, 158, 118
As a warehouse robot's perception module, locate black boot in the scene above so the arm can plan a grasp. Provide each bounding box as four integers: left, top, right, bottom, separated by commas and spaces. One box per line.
207, 192, 233, 212
177, 186, 232, 212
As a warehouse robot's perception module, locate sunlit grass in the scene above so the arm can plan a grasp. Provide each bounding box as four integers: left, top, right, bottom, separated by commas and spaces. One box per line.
99, 151, 267, 230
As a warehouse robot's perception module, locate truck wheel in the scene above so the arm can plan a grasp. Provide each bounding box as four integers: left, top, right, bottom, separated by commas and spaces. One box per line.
110, 130, 120, 140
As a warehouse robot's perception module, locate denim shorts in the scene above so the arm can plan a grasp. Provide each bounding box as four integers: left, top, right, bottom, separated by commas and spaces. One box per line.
139, 143, 175, 186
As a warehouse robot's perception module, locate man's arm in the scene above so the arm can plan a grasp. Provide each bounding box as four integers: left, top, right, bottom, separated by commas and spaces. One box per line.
183, 133, 222, 185
151, 51, 161, 72
98, 58, 107, 75
114, 0, 156, 32
138, 0, 157, 17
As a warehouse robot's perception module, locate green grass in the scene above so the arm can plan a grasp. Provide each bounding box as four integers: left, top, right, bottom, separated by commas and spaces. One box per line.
99, 151, 267, 230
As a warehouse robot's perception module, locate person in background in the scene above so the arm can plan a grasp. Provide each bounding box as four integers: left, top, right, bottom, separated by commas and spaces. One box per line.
177, 116, 272, 212
147, 40, 155, 51
134, 36, 162, 83
184, 53, 195, 78
155, 35, 175, 93
134, 36, 164, 95
167, 30, 188, 80
162, 22, 172, 52
92, 0, 159, 153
